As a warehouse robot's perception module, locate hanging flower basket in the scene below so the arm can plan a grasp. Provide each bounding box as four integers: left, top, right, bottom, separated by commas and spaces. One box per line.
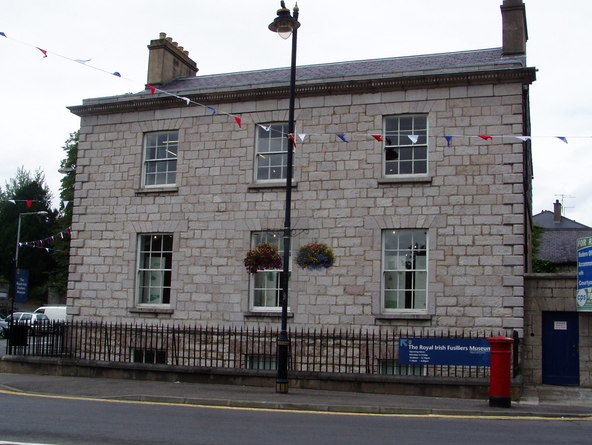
296, 243, 335, 270
243, 241, 282, 274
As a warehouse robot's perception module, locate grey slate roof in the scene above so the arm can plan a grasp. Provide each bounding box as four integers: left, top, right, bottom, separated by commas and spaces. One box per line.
533, 211, 592, 263
159, 47, 525, 93
539, 229, 592, 264
532, 211, 590, 230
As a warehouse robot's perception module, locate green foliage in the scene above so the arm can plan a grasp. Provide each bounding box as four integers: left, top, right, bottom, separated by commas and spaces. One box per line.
0, 131, 78, 303
49, 131, 78, 295
531, 225, 557, 273
0, 167, 56, 303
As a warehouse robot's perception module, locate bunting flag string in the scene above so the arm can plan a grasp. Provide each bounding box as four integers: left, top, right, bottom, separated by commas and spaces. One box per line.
7, 199, 49, 208
2, 32, 591, 149
19, 227, 72, 250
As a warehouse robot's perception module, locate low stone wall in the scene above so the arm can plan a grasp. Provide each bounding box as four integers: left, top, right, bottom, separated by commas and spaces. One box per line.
0, 355, 513, 400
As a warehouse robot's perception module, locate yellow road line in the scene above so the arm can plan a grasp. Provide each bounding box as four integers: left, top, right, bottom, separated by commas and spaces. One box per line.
0, 388, 590, 421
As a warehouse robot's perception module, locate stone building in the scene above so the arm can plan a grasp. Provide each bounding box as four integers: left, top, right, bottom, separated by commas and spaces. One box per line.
67, 2, 534, 338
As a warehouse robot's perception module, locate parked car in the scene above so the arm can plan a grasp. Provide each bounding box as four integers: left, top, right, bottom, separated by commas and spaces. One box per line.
0, 315, 7, 339
34, 305, 67, 322
5, 312, 51, 335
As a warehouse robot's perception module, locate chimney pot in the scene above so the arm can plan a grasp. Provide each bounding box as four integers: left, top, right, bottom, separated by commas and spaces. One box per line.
553, 199, 562, 223
501, 0, 528, 55
147, 33, 198, 86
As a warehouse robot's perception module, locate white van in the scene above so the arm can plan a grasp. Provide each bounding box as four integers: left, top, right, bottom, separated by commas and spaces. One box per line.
34, 305, 67, 322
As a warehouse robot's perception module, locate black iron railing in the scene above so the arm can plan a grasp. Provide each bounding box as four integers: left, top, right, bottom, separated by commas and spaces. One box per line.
5, 321, 518, 379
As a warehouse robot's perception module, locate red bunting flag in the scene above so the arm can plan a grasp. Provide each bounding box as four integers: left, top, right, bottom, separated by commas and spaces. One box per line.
234, 116, 242, 128
288, 134, 296, 148
479, 135, 493, 141
36, 47, 48, 58
26, 200, 33, 208
372, 135, 383, 142
146, 84, 156, 95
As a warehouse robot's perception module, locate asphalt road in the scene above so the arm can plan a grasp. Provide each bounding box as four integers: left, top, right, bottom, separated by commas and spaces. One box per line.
0, 389, 591, 445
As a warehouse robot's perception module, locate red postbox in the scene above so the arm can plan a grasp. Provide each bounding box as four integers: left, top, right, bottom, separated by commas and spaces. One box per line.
487, 336, 514, 408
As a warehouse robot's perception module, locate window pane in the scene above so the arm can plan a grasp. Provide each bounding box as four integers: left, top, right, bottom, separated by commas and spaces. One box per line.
137, 234, 173, 305
250, 231, 288, 309
383, 230, 427, 310
383, 115, 428, 176
144, 132, 178, 186
256, 123, 290, 181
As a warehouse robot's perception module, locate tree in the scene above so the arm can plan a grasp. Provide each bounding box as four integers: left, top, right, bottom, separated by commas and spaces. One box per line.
48, 131, 78, 295
0, 168, 56, 303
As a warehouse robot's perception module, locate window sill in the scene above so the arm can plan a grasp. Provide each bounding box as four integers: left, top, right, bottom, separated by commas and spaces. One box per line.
375, 313, 432, 322
129, 307, 174, 315
244, 311, 294, 319
377, 176, 432, 185
248, 181, 297, 191
135, 186, 179, 195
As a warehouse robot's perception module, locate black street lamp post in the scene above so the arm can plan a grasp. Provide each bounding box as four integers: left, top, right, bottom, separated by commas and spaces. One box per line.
269, 1, 300, 394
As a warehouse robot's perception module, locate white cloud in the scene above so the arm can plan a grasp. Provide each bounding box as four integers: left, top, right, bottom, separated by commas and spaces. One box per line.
1, 0, 591, 224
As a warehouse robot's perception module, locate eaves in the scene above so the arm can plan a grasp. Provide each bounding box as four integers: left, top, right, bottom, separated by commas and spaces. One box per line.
68, 66, 536, 117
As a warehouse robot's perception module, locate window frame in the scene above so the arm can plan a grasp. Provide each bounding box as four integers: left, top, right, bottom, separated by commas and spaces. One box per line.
136, 233, 174, 306
142, 131, 179, 188
249, 231, 290, 312
382, 229, 428, 312
255, 123, 290, 183
383, 115, 428, 177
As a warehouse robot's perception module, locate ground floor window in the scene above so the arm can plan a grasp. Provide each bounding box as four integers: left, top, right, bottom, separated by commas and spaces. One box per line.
137, 234, 173, 305
131, 348, 167, 364
250, 231, 289, 310
382, 229, 427, 310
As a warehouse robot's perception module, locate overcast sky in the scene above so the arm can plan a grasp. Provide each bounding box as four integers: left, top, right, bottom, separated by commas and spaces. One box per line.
2, 0, 591, 224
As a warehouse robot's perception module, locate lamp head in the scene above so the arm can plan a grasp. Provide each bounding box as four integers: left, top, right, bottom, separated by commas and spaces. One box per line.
269, 2, 300, 40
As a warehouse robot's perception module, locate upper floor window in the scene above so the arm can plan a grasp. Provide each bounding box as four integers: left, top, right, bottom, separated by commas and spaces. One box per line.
382, 229, 427, 311
255, 123, 289, 182
384, 115, 427, 176
250, 231, 289, 310
143, 131, 178, 187
137, 234, 173, 305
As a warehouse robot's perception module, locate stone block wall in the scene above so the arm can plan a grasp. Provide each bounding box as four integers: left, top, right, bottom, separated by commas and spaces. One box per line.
524, 273, 592, 386
68, 81, 527, 333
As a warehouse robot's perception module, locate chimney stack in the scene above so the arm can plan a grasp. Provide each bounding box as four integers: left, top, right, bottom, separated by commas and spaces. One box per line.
553, 199, 562, 223
147, 32, 198, 86
501, 0, 528, 55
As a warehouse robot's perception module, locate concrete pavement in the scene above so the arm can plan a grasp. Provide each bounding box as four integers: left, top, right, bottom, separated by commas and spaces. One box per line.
0, 372, 591, 418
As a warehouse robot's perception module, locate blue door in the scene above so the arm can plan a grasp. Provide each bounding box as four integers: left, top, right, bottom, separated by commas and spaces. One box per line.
542, 312, 579, 385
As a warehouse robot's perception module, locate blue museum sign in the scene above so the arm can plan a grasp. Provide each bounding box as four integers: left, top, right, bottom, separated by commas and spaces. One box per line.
399, 338, 490, 366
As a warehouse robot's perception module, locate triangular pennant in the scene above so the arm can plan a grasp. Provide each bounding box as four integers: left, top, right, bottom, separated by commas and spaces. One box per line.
372, 135, 383, 142
556, 136, 568, 144
0, 32, 7, 37
26, 200, 33, 208
337, 134, 349, 143
74, 58, 92, 64
288, 134, 296, 148
515, 136, 531, 142
408, 135, 419, 144
444, 136, 453, 147
479, 135, 493, 141
234, 116, 242, 128
207, 106, 217, 115
8, 199, 15, 204
36, 47, 48, 58
146, 84, 156, 95
112, 72, 121, 77
298, 133, 306, 142
258, 124, 271, 132
181, 97, 191, 105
